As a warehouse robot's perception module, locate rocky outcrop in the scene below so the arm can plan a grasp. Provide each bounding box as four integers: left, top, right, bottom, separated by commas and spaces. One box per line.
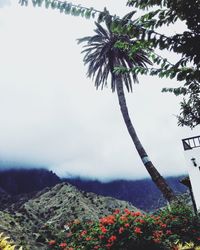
0, 187, 11, 210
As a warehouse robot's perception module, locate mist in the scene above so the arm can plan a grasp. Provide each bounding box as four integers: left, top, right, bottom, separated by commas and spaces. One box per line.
0, 0, 199, 181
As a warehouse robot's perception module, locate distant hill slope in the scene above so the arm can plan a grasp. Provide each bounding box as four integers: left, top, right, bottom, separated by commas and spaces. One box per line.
64, 176, 188, 211
0, 168, 61, 194
0, 168, 188, 211
0, 183, 138, 250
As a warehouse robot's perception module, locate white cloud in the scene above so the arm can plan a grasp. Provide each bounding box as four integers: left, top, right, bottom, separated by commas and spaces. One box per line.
0, 0, 10, 8
0, 1, 199, 181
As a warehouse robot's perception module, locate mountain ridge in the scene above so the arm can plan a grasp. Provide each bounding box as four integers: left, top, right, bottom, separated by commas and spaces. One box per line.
0, 168, 188, 211
0, 182, 138, 250
64, 175, 187, 211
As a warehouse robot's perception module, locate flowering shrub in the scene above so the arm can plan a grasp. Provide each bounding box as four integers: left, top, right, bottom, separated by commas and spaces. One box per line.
156, 203, 200, 244
0, 232, 22, 250
47, 204, 200, 250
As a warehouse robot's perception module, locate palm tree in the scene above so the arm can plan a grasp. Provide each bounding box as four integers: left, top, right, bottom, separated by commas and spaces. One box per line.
78, 20, 175, 202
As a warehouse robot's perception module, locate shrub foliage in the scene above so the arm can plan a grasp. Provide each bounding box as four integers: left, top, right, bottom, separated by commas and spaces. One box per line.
47, 204, 200, 250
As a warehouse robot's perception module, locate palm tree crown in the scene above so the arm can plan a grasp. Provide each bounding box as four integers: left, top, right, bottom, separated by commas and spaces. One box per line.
78, 22, 151, 92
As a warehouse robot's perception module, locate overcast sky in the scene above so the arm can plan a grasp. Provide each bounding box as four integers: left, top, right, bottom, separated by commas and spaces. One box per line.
0, 0, 199, 181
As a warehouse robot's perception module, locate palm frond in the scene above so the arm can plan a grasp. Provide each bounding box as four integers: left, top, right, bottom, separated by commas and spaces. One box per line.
122, 11, 137, 21
94, 22, 109, 39
120, 59, 133, 92
78, 21, 151, 92
77, 36, 92, 44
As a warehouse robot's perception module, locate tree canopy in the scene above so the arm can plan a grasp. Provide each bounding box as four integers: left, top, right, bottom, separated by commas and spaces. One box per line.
125, 0, 200, 128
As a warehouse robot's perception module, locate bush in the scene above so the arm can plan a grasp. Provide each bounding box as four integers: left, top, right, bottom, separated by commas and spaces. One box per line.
47, 205, 200, 250
157, 203, 200, 244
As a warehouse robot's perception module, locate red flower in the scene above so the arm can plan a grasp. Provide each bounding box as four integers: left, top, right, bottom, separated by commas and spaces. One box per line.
119, 227, 124, 234
139, 219, 145, 224
101, 226, 108, 234
86, 237, 91, 241
113, 209, 120, 214
153, 230, 163, 237
48, 240, 56, 245
124, 208, 131, 215
100, 215, 115, 225
108, 235, 117, 243
134, 227, 142, 234
125, 223, 130, 227
166, 230, 172, 235
59, 243, 67, 248
120, 215, 128, 222
132, 211, 141, 217
80, 230, 87, 237
135, 218, 145, 224
161, 223, 167, 228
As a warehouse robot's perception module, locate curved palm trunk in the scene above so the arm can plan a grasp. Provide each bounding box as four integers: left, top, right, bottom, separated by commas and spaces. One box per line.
115, 76, 176, 202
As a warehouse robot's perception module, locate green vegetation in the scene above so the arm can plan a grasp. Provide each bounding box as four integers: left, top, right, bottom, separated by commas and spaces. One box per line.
125, 0, 200, 128
47, 203, 200, 250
